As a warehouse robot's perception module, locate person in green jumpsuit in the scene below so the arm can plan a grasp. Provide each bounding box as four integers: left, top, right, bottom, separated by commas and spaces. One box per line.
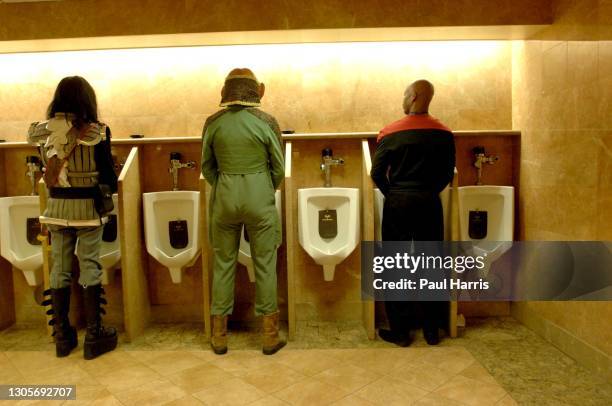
201, 68, 285, 355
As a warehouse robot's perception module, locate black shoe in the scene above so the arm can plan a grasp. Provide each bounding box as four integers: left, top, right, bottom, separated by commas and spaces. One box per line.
423, 328, 440, 345
83, 284, 117, 360
378, 329, 412, 347
43, 288, 78, 357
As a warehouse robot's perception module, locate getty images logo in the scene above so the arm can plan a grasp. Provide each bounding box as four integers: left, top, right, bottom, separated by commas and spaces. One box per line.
372, 252, 487, 274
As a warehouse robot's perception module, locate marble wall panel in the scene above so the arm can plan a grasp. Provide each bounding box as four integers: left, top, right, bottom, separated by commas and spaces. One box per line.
0, 0, 552, 41
0, 42, 512, 142
511, 0, 612, 357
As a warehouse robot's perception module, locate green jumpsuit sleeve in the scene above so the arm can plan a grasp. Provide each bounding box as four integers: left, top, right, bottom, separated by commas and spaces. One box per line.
201, 126, 218, 185
267, 127, 284, 189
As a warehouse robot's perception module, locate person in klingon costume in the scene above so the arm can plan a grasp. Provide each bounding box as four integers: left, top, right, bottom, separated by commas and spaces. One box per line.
27, 76, 118, 359
201, 68, 285, 355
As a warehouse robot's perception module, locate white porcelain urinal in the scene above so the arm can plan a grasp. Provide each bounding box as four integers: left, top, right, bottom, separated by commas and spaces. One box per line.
238, 190, 282, 283
298, 187, 360, 281
98, 194, 120, 285
458, 186, 514, 276
0, 196, 43, 286
374, 185, 452, 241
143, 191, 200, 284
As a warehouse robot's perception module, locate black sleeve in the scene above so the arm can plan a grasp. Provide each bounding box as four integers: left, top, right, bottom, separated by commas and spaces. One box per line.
433, 135, 456, 193
95, 126, 118, 193
371, 138, 391, 196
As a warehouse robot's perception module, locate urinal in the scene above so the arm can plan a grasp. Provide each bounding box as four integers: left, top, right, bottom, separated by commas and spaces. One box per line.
458, 186, 514, 276
0, 196, 43, 286
374, 185, 452, 241
238, 190, 282, 282
75, 194, 120, 285
143, 191, 200, 284
298, 187, 360, 281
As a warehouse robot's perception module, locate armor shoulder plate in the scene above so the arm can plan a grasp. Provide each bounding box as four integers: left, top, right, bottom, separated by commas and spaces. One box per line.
27, 121, 51, 145
78, 122, 106, 146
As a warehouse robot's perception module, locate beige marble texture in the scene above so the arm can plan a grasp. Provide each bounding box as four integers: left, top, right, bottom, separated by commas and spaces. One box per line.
166, 363, 233, 394
241, 362, 306, 393
114, 377, 187, 405
275, 378, 350, 405
2, 317, 612, 404
0, 41, 512, 142
192, 377, 266, 405
511, 0, 612, 368
354, 376, 429, 405
0, 0, 552, 42
434, 375, 508, 405
313, 363, 380, 393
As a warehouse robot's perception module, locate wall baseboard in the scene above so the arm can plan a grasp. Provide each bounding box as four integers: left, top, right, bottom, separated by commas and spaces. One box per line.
511, 303, 612, 382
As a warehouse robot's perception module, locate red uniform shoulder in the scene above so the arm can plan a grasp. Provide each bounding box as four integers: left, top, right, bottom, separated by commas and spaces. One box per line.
377, 114, 451, 142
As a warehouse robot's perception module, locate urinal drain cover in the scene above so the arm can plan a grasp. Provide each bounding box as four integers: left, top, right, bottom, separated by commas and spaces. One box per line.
469, 210, 488, 240
26, 217, 41, 246
169, 220, 189, 249
319, 209, 338, 239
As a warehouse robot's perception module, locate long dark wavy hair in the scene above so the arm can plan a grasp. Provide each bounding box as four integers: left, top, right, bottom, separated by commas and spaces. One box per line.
47, 76, 98, 128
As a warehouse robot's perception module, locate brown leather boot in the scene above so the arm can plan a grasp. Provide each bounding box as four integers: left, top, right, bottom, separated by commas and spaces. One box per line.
211, 315, 228, 355
262, 311, 286, 355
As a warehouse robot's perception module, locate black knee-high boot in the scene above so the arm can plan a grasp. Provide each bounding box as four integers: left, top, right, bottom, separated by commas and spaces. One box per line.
43, 288, 78, 357
83, 284, 117, 360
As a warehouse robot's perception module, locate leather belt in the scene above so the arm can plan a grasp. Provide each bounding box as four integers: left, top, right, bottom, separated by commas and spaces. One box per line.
67, 171, 99, 178
49, 186, 98, 199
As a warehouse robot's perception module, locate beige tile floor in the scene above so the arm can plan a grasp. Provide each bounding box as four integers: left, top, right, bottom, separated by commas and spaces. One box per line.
0, 346, 512, 405
1, 317, 611, 405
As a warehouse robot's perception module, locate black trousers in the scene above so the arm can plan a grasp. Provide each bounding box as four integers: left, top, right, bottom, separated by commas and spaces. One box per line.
381, 190, 448, 335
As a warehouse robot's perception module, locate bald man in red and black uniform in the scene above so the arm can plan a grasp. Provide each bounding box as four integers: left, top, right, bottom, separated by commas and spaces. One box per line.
371, 80, 455, 346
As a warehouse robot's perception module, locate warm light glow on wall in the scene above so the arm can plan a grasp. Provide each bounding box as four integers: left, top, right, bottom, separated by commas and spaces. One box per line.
0, 41, 510, 139
0, 41, 502, 83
